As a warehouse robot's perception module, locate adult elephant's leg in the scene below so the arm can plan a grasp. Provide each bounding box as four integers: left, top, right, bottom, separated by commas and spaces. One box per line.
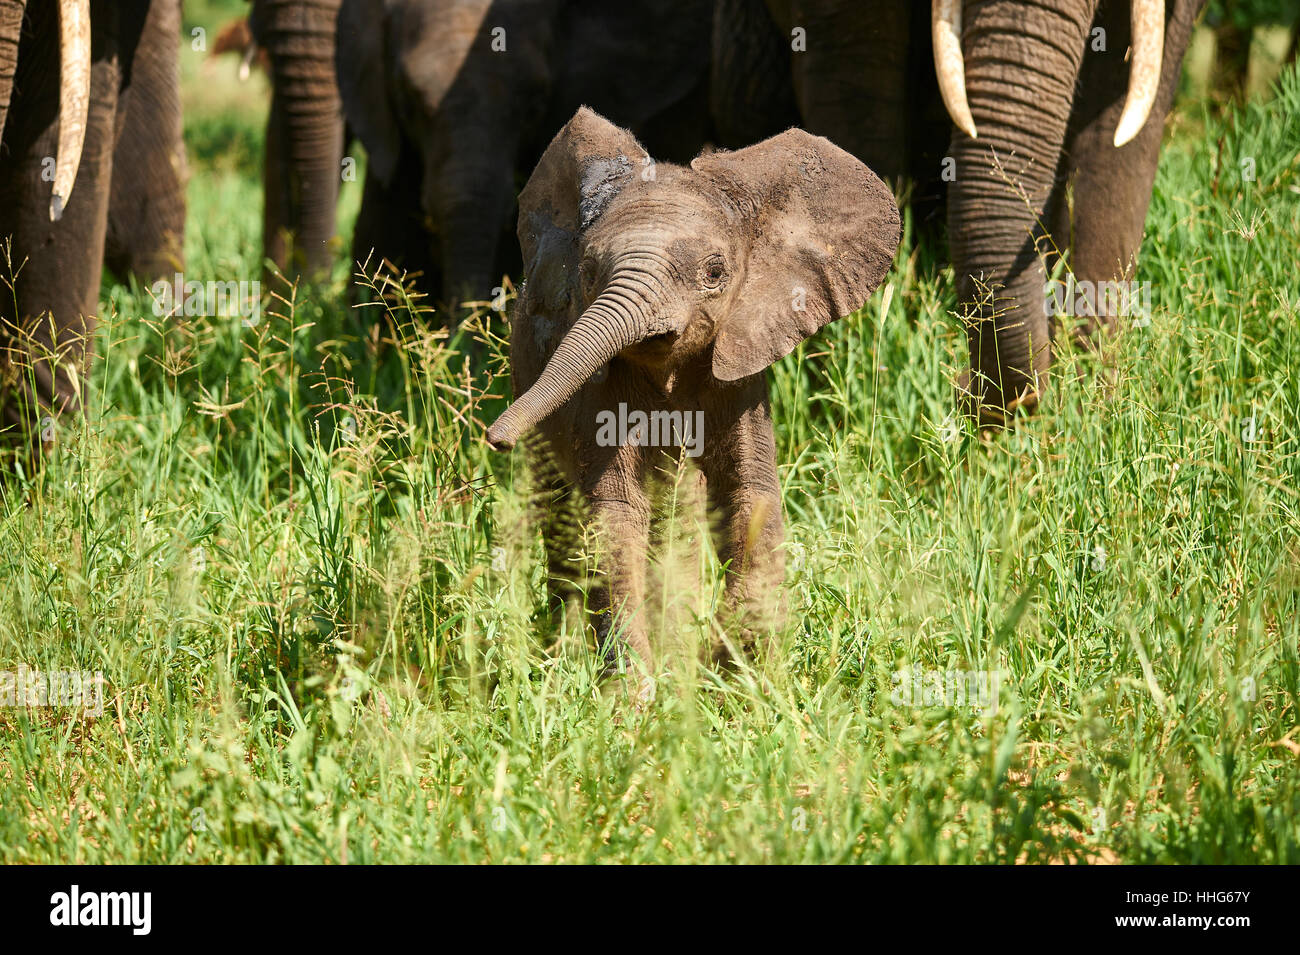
426, 142, 517, 310
786, 0, 915, 181
350, 166, 438, 294
0, 1, 117, 458
709, 0, 800, 150
105, 0, 186, 282
1056, 0, 1201, 343
948, 0, 1096, 423
253, 0, 344, 281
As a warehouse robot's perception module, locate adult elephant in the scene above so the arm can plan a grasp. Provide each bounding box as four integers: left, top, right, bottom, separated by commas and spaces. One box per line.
715, 0, 1203, 423
336, 0, 714, 310
0, 0, 186, 462
249, 0, 346, 281
944, 0, 1203, 421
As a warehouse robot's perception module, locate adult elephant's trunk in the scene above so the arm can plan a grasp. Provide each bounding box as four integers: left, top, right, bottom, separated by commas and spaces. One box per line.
0, 0, 29, 143
487, 269, 657, 450
938, 0, 1167, 420
255, 0, 344, 279
945, 0, 1096, 421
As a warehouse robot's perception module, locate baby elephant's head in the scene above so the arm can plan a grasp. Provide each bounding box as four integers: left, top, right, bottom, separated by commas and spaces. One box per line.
487, 108, 900, 450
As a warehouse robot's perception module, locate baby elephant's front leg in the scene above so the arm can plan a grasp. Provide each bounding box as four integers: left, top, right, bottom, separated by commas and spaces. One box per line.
581, 448, 654, 677
701, 386, 787, 664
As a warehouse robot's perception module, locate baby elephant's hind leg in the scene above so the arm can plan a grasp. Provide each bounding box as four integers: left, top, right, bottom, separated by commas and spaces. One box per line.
584, 495, 653, 678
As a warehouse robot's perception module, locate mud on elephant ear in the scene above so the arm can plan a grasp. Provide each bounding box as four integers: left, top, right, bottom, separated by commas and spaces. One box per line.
513, 106, 646, 280
688, 128, 901, 381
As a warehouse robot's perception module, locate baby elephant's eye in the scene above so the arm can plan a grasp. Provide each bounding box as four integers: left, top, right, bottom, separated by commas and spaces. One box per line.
700, 254, 727, 290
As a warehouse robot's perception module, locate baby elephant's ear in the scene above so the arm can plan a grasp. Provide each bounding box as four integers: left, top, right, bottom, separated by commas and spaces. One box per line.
692, 130, 901, 382
518, 108, 647, 278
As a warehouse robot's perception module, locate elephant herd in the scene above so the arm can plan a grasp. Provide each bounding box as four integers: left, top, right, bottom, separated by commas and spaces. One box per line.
0, 0, 1205, 674
0, 0, 1204, 469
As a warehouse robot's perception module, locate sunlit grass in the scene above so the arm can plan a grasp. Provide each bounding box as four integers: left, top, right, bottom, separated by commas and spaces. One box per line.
0, 36, 1297, 862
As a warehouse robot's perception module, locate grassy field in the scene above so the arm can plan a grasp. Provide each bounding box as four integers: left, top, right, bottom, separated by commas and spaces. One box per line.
1, 12, 1298, 864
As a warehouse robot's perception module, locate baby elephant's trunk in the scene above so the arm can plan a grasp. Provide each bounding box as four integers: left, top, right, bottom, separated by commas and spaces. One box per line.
486, 283, 644, 450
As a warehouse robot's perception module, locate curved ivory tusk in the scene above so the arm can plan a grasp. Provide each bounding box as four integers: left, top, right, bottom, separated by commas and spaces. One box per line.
932, 0, 977, 139
51, 0, 91, 221
1113, 0, 1164, 148
239, 44, 255, 82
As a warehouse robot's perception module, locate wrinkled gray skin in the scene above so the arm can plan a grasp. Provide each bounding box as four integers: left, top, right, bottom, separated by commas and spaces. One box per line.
951, 0, 1204, 421
712, 0, 951, 216
250, 0, 345, 281
0, 0, 186, 464
106, 0, 187, 281
487, 109, 900, 674
337, 0, 713, 311
714, 0, 1204, 423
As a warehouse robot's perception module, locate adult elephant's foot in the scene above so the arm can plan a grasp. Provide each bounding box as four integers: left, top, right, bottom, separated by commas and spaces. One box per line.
956, 368, 1041, 430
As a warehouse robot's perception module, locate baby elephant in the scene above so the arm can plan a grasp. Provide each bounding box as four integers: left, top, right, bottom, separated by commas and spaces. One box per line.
487, 108, 899, 674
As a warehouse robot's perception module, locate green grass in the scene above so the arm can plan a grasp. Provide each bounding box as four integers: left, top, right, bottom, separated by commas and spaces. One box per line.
1, 26, 1298, 862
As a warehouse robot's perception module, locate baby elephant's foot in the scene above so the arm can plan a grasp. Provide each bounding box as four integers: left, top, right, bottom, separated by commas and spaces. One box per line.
593, 612, 653, 684
708, 624, 771, 673
601, 659, 656, 710
632, 673, 657, 708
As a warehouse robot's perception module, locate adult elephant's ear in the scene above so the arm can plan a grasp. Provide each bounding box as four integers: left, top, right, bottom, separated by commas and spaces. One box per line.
336, 0, 400, 186
518, 107, 646, 281
692, 130, 900, 382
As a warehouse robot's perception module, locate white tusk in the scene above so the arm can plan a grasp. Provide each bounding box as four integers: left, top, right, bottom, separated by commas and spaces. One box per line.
51, 0, 91, 221
1113, 0, 1165, 148
932, 0, 977, 139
